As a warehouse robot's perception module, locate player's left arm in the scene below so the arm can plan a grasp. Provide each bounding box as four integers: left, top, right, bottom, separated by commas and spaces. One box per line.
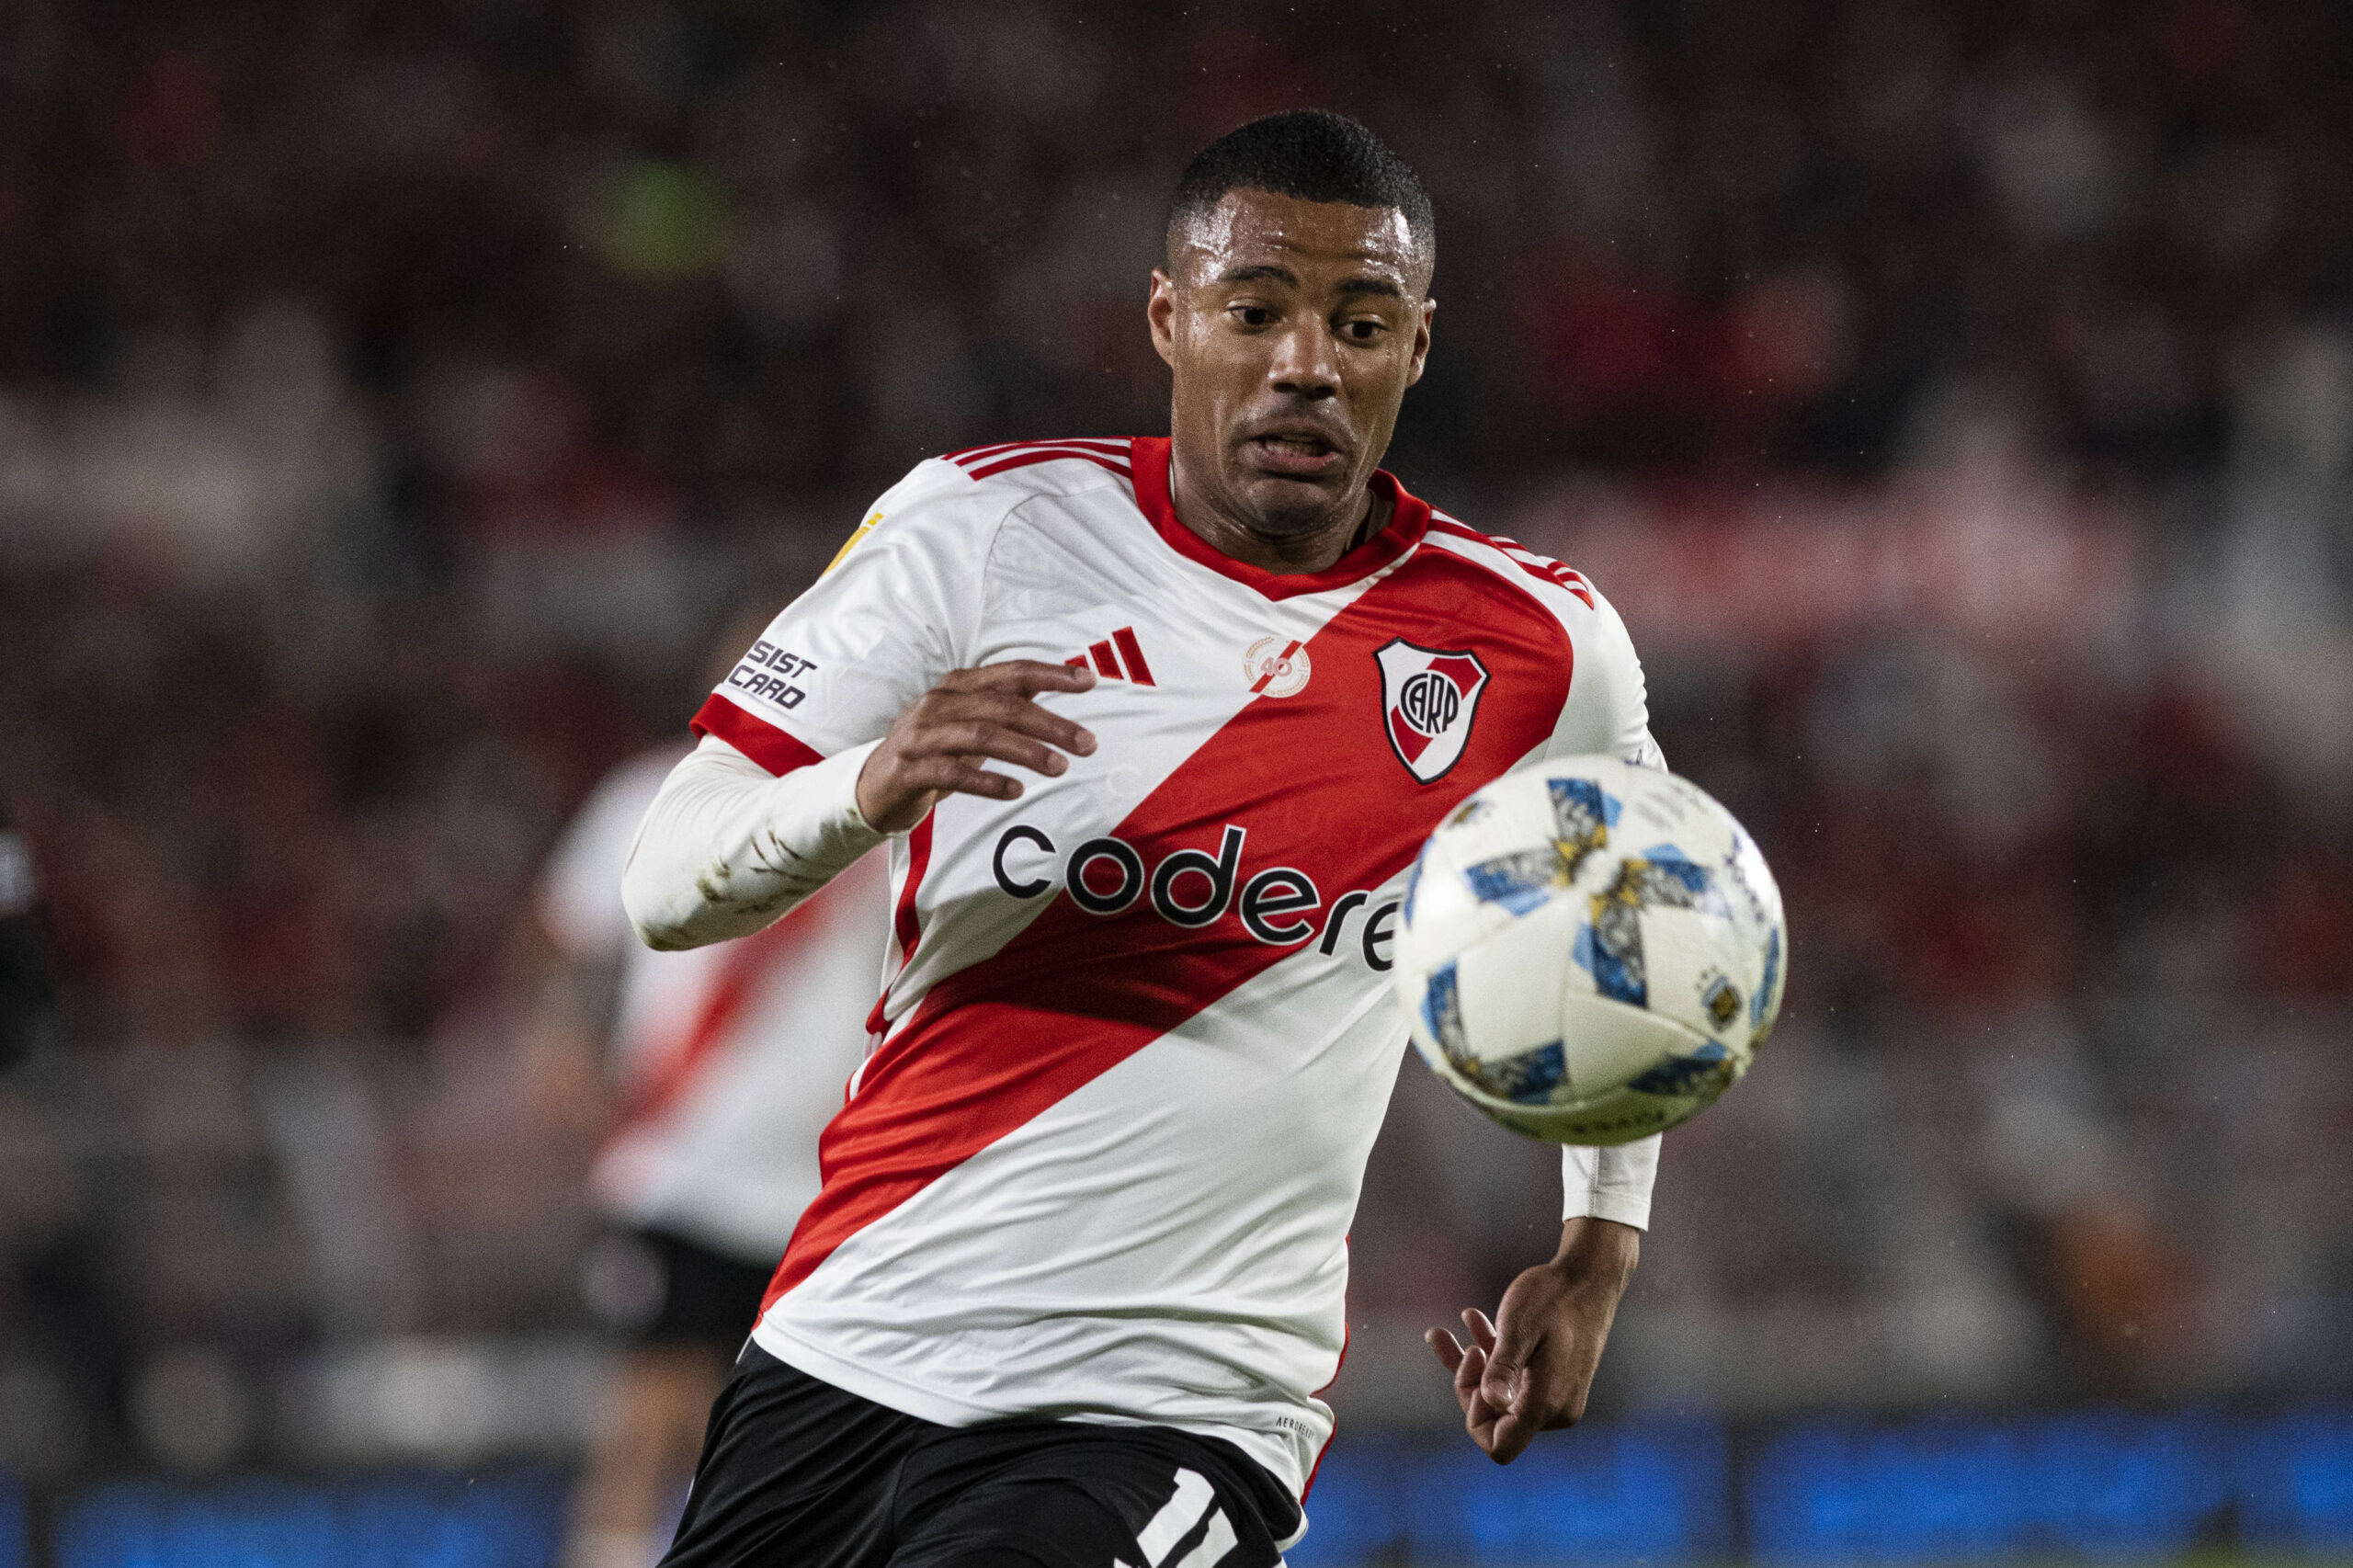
1426, 1214, 1640, 1462
1547, 584, 1665, 773
1427, 578, 1662, 1462
1544, 585, 1667, 1227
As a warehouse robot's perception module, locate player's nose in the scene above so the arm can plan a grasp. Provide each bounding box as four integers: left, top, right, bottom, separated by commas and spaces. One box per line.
1265, 318, 1341, 401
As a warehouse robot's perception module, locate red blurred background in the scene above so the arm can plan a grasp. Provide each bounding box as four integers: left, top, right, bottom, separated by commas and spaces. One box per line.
0, 0, 2347, 1518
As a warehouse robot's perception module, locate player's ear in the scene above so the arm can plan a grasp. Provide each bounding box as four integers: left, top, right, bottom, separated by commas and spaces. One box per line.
1406, 296, 1435, 387
1148, 269, 1179, 369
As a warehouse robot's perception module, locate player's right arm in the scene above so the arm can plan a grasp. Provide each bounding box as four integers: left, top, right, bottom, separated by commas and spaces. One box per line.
1427, 570, 1664, 1461
620, 467, 1095, 951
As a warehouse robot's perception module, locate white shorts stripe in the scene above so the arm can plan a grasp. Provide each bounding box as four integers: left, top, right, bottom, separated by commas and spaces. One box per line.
1170, 1506, 1238, 1568
1135, 1468, 1214, 1566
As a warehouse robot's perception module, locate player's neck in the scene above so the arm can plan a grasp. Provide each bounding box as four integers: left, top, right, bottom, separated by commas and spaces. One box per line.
1165, 454, 1392, 576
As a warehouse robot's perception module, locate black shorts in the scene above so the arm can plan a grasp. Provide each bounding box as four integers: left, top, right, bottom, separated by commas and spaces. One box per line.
583, 1225, 779, 1348
660, 1343, 1301, 1568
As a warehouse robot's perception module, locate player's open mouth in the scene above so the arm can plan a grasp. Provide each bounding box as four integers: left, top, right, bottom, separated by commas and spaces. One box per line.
1245, 432, 1347, 478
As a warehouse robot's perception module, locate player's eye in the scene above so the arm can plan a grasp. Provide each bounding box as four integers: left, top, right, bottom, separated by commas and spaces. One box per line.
1228, 304, 1275, 329
1339, 319, 1387, 342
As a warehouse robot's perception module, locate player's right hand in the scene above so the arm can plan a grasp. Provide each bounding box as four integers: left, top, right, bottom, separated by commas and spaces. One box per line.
855, 661, 1099, 834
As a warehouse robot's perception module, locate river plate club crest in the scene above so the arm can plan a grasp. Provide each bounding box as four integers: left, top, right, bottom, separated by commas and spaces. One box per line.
1375, 639, 1490, 783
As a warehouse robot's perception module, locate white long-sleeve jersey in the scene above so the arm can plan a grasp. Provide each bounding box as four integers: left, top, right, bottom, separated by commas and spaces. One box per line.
623, 436, 1662, 1505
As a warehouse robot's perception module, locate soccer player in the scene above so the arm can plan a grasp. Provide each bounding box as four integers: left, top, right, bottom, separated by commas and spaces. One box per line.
625, 110, 1663, 1567
0, 803, 55, 1070
539, 722, 889, 1568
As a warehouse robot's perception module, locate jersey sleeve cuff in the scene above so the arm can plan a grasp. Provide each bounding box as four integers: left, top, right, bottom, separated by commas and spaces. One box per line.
774, 739, 886, 850
693, 692, 826, 776
1562, 1136, 1658, 1232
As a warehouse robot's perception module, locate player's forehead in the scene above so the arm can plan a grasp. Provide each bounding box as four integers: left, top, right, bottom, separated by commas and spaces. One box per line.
1173, 187, 1426, 296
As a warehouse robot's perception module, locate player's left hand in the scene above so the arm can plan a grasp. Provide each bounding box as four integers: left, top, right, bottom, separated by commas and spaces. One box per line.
1424, 1216, 1639, 1463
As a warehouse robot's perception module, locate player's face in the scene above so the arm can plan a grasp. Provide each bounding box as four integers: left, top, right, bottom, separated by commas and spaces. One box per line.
1151, 189, 1434, 545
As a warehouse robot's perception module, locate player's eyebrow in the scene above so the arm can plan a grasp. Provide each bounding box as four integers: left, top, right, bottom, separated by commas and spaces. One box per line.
1217, 263, 1300, 287
1214, 265, 1409, 301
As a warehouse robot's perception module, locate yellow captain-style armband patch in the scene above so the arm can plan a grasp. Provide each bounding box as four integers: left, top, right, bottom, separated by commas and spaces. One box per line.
824, 511, 884, 575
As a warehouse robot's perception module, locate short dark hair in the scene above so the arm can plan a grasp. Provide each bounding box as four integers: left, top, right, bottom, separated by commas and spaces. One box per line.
1166, 109, 1435, 277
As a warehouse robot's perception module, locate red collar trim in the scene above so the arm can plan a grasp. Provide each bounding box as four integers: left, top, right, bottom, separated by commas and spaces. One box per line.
1127, 437, 1430, 601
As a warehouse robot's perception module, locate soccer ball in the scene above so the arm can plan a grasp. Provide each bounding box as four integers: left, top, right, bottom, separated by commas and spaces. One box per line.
1394, 756, 1785, 1145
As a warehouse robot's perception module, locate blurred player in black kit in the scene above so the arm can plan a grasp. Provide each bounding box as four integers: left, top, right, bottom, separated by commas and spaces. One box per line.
0, 804, 57, 1069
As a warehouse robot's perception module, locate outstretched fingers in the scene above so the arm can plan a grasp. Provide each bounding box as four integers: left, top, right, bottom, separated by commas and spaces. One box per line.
938, 661, 1102, 753
858, 661, 1099, 830
1429, 1307, 1549, 1462
1424, 1324, 1484, 1406
1429, 1316, 1524, 1460
915, 693, 1097, 775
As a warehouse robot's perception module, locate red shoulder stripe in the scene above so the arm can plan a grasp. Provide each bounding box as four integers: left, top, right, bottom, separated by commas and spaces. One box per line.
966, 449, 1134, 482
945, 437, 1134, 467
945, 437, 1133, 463
1427, 517, 1596, 608
692, 694, 825, 775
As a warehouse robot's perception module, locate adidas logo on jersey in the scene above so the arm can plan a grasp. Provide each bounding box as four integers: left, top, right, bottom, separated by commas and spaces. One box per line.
1067, 626, 1155, 685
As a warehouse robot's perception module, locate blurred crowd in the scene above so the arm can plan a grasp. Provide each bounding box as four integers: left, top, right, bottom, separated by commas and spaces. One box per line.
1, 0, 2350, 1479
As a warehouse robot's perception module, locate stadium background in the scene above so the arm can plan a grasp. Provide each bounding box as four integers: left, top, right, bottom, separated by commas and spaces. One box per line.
2, 0, 2350, 1562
